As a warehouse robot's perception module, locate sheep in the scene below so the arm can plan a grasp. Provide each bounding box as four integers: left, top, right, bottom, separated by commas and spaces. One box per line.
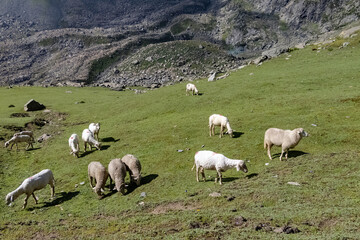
88, 161, 108, 198
89, 123, 100, 141
5, 134, 35, 150
209, 114, 234, 138
108, 158, 127, 194
264, 128, 309, 161
14, 130, 35, 141
186, 83, 199, 96
192, 150, 248, 185
121, 154, 142, 186
68, 133, 80, 158
82, 128, 101, 151
5, 169, 55, 209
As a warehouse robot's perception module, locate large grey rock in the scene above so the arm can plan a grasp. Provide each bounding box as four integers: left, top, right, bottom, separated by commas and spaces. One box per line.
24, 99, 45, 111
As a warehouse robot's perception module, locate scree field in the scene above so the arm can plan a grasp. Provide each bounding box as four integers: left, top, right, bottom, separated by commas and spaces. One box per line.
1, 36, 360, 239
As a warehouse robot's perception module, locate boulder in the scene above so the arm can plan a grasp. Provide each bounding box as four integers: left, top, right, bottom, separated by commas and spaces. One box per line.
208, 72, 216, 82
24, 99, 45, 111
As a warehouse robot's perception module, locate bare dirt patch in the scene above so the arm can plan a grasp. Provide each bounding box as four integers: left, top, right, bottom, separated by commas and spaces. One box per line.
151, 202, 199, 214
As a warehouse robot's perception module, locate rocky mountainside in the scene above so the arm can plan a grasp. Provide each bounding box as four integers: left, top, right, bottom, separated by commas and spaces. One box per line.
0, 0, 359, 88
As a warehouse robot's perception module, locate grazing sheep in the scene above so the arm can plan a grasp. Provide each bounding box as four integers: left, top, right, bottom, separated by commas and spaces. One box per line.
264, 128, 309, 161
5, 169, 55, 209
186, 83, 199, 95
68, 133, 80, 158
108, 158, 126, 194
89, 123, 100, 140
121, 154, 142, 186
209, 114, 234, 138
82, 128, 101, 151
5, 135, 35, 150
14, 131, 35, 141
88, 161, 108, 198
192, 150, 248, 185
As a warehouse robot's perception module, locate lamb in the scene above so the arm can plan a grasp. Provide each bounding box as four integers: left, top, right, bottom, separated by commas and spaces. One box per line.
264, 127, 309, 161
82, 128, 101, 151
192, 150, 248, 185
68, 133, 80, 158
88, 161, 108, 198
121, 154, 142, 186
14, 131, 35, 141
89, 123, 100, 141
5, 134, 35, 150
209, 114, 234, 138
108, 158, 127, 194
186, 83, 199, 95
5, 169, 55, 209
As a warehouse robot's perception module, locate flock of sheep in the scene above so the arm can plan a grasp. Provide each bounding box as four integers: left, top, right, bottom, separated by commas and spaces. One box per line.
5, 123, 142, 208
4, 83, 308, 208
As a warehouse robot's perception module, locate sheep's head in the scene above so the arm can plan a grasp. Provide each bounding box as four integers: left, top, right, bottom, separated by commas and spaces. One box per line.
236, 160, 248, 173
5, 194, 13, 206
296, 128, 309, 137
95, 142, 102, 150
194, 89, 199, 95
132, 174, 142, 186
226, 129, 234, 138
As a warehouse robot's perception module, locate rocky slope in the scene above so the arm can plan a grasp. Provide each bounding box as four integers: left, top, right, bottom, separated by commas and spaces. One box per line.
0, 0, 359, 88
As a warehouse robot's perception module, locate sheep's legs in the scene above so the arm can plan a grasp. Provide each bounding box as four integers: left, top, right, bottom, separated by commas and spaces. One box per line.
32, 193, 38, 204
84, 142, 87, 152
209, 125, 213, 137
23, 195, 30, 209
195, 166, 200, 182
89, 176, 95, 188
218, 172, 222, 185
279, 149, 284, 161
285, 150, 289, 161
50, 183, 55, 198
200, 168, 206, 182
219, 126, 224, 138
267, 145, 273, 160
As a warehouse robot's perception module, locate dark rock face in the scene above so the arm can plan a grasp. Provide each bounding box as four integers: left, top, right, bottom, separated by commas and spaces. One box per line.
24, 99, 46, 111
0, 0, 359, 88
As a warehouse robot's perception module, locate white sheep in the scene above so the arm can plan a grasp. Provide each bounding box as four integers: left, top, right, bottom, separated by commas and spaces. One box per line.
14, 130, 35, 141
121, 154, 142, 186
186, 83, 199, 95
89, 123, 100, 141
209, 114, 234, 138
82, 128, 101, 151
192, 150, 248, 185
5, 169, 55, 209
5, 134, 35, 150
108, 158, 127, 194
88, 161, 108, 198
68, 133, 80, 158
264, 127, 309, 161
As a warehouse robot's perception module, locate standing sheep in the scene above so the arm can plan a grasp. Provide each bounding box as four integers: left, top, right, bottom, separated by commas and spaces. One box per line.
14, 131, 35, 141
88, 161, 108, 198
209, 114, 234, 138
5, 135, 35, 150
121, 154, 142, 186
108, 158, 127, 194
68, 133, 80, 158
82, 129, 101, 151
264, 127, 309, 161
5, 169, 55, 209
89, 123, 100, 141
186, 83, 199, 96
192, 150, 248, 185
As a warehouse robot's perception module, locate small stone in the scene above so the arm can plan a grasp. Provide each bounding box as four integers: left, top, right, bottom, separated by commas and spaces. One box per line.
75, 184, 78, 188
140, 192, 146, 197
209, 192, 221, 197
138, 201, 145, 206
80, 182, 85, 185
311, 123, 317, 127
8, 104, 15, 108
177, 149, 184, 152
201, 145, 205, 148
24, 99, 46, 111
227, 196, 235, 201
287, 182, 301, 186
265, 163, 269, 166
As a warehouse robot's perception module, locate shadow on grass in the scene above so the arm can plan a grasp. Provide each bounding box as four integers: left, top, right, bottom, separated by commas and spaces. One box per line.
232, 132, 244, 138
272, 150, 309, 160
126, 174, 159, 195
101, 137, 120, 143
81, 150, 96, 157
100, 145, 110, 150
27, 191, 80, 210
246, 173, 258, 179
25, 147, 41, 151
218, 177, 238, 183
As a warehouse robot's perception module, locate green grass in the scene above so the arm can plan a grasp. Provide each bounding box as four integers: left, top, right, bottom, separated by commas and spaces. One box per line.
1, 36, 360, 239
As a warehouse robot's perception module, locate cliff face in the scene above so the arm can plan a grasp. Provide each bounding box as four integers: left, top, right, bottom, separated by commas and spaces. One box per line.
0, 0, 359, 88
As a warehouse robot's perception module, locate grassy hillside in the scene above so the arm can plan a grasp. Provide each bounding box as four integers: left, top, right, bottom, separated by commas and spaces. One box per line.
1, 35, 360, 239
